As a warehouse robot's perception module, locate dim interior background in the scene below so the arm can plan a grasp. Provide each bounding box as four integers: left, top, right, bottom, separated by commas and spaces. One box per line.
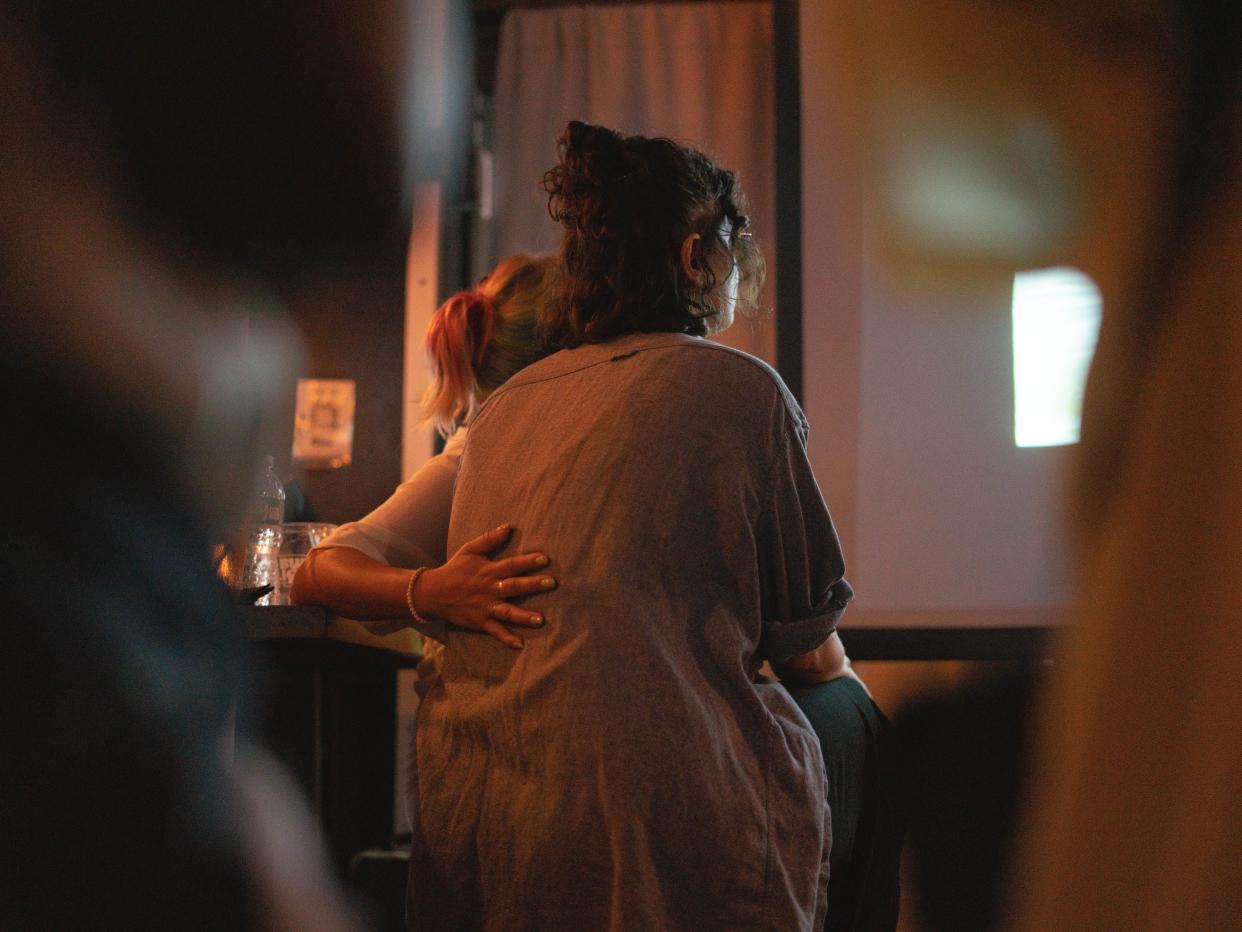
248, 5, 1089, 931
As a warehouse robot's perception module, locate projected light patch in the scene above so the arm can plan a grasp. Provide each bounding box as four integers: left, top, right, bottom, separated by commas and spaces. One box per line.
1012, 267, 1102, 447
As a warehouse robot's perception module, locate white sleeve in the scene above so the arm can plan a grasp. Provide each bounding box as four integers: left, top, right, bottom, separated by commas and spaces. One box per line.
314, 427, 466, 568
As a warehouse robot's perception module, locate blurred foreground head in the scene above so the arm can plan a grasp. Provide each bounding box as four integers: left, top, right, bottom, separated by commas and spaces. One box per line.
0, 4, 416, 930
0, 0, 413, 534
3, 0, 407, 278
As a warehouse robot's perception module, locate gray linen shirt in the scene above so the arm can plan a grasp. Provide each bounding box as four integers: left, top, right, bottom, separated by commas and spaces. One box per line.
408, 332, 853, 931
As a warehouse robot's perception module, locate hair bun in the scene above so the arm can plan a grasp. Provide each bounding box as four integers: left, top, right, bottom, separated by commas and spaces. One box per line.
565, 120, 623, 159
545, 121, 632, 238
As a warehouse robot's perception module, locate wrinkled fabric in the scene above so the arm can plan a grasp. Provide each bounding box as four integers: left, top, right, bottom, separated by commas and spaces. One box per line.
408, 333, 852, 931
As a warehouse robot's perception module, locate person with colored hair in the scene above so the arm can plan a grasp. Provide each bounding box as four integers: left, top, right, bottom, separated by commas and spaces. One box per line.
421, 253, 555, 439
404, 121, 863, 931
291, 254, 560, 649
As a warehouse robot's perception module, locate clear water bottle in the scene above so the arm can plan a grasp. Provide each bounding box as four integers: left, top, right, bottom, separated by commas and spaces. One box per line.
241, 455, 286, 605
252, 455, 286, 525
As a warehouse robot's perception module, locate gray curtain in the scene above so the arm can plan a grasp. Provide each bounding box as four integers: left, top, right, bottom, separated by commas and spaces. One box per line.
492, 2, 777, 364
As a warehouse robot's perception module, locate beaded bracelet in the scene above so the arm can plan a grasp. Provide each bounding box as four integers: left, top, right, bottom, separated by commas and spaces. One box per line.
405, 566, 432, 625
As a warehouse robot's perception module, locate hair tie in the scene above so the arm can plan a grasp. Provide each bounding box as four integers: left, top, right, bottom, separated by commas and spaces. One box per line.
465, 290, 496, 369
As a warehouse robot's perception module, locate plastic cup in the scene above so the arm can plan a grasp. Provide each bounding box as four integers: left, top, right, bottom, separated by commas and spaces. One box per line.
271, 522, 338, 605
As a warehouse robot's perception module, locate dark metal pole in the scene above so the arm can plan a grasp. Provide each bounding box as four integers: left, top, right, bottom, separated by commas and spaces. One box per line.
773, 0, 803, 404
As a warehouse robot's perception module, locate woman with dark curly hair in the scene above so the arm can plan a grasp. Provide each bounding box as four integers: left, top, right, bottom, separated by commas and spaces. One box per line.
406, 122, 856, 931
538, 123, 765, 345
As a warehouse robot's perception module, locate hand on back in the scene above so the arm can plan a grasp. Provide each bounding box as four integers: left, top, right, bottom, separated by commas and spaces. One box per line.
415, 524, 556, 649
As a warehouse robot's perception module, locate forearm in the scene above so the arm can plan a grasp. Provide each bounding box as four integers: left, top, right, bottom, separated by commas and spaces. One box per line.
771, 630, 850, 685
289, 547, 415, 621
291, 527, 553, 649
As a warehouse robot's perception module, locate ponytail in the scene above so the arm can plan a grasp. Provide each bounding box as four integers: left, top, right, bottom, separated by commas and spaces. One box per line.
422, 289, 497, 437
420, 254, 559, 437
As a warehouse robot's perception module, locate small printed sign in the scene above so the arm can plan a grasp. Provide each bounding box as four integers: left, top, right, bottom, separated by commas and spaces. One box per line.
292, 378, 355, 469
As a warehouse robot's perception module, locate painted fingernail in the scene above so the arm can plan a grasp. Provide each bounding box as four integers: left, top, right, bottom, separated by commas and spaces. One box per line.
496, 523, 510, 533
530, 614, 544, 626
510, 640, 524, 650
541, 577, 557, 589
535, 554, 549, 567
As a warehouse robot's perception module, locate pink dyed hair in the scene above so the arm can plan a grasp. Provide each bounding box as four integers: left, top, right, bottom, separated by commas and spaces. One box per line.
421, 254, 558, 436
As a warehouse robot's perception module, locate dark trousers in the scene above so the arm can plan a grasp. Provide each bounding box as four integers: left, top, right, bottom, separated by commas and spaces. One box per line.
787, 676, 903, 932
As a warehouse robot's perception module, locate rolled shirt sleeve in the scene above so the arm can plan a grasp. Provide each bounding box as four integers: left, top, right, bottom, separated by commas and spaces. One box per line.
757, 398, 854, 664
